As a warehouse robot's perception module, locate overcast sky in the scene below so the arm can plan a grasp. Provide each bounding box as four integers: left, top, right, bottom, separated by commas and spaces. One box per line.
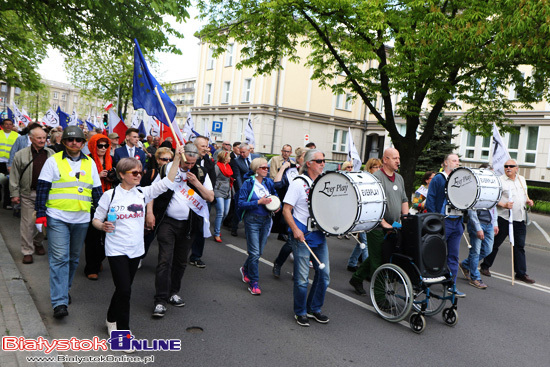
38, 7, 203, 84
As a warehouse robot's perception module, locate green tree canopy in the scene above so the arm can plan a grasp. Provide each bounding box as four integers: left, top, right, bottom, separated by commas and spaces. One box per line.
196, 0, 550, 197
1, 0, 190, 91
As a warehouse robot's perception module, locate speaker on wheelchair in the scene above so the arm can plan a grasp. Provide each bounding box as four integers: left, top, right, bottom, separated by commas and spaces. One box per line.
400, 213, 448, 279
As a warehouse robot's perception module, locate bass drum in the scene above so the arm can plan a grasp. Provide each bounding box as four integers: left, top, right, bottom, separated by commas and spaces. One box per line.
308, 171, 386, 236
446, 167, 502, 210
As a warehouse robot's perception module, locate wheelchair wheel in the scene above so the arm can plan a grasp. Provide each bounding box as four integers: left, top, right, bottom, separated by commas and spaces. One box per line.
412, 283, 448, 316
442, 307, 458, 326
370, 263, 413, 322
409, 313, 426, 334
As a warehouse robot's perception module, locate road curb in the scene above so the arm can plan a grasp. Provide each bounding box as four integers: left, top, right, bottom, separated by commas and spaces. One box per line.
0, 230, 63, 367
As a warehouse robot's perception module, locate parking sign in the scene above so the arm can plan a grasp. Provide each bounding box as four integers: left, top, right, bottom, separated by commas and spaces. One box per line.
212, 120, 223, 133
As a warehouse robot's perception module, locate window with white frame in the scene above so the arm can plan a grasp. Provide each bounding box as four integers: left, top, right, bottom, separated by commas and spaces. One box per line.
377, 95, 384, 111
222, 81, 231, 104
237, 118, 247, 141
332, 129, 348, 153
242, 78, 252, 102
53, 92, 59, 99
225, 44, 234, 67
509, 73, 525, 100
481, 136, 490, 161
336, 94, 345, 109
61, 94, 66, 101
74, 96, 78, 103
204, 83, 212, 104
344, 94, 352, 110
506, 126, 520, 160
207, 48, 215, 70
465, 131, 476, 159
524, 126, 538, 164
201, 118, 209, 135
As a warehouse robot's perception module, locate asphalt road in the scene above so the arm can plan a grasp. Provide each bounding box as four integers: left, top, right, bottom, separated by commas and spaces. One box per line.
2, 209, 550, 367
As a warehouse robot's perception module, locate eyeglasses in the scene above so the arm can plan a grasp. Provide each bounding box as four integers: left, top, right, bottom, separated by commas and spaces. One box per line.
97, 143, 108, 149
504, 165, 517, 168
159, 157, 173, 162
66, 138, 84, 143
125, 170, 143, 177
282, 150, 291, 153
258, 166, 269, 170
311, 159, 326, 164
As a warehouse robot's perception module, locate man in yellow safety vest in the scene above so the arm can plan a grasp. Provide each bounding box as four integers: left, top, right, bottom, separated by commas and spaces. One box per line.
35, 126, 103, 319
0, 118, 20, 209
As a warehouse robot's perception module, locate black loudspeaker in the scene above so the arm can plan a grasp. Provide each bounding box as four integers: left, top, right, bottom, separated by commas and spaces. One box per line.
401, 213, 448, 278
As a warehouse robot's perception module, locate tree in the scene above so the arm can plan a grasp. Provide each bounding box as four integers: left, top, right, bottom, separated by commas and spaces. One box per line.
196, 0, 550, 198
0, 0, 190, 91
16, 86, 52, 121
416, 114, 458, 173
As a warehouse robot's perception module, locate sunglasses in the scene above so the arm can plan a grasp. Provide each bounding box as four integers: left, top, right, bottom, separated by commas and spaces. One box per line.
66, 138, 84, 143
504, 165, 517, 168
258, 166, 269, 170
125, 170, 143, 177
311, 159, 326, 164
159, 157, 173, 162
97, 143, 109, 149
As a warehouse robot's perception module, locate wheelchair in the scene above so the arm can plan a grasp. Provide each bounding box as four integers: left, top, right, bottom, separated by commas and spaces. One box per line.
368, 214, 459, 333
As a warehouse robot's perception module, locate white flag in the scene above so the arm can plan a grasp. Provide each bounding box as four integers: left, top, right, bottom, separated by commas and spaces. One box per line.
43, 108, 60, 128
130, 113, 141, 129
347, 127, 362, 171
20, 108, 32, 126
244, 112, 255, 147
171, 119, 185, 145
68, 109, 78, 126
183, 113, 196, 142
491, 123, 510, 176
93, 115, 103, 130
148, 115, 160, 137
12, 102, 24, 125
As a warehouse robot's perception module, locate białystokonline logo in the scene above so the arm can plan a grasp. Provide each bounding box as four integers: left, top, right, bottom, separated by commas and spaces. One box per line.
108, 331, 181, 352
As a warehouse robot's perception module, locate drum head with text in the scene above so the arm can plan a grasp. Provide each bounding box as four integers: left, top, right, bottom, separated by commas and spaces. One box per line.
446, 168, 477, 210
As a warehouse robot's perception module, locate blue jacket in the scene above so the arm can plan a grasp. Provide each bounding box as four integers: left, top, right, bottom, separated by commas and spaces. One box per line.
237, 173, 278, 217
425, 172, 447, 214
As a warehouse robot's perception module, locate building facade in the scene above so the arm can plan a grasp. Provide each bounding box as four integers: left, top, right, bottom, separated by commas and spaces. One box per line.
165, 78, 196, 129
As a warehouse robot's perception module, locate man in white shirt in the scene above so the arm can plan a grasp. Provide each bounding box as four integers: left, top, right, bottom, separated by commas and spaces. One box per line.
150, 143, 214, 318
480, 159, 535, 284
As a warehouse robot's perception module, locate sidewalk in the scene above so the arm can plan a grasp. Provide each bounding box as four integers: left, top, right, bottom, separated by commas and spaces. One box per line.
0, 232, 62, 367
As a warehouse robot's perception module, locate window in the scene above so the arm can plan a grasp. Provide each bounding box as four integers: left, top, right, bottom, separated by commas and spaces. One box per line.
481, 136, 490, 161
465, 131, 476, 159
53, 92, 59, 100
332, 129, 348, 153
1, 84, 6, 92
506, 126, 520, 160
14, 87, 21, 94
242, 78, 252, 102
336, 93, 351, 110
61, 94, 66, 101
201, 118, 209, 135
222, 81, 231, 104
237, 118, 247, 141
242, 41, 255, 60
377, 95, 384, 111
52, 103, 58, 110
204, 83, 212, 104
225, 44, 234, 67
524, 126, 538, 164
336, 94, 345, 109
207, 48, 215, 70
344, 94, 352, 110
74, 96, 78, 103
509, 73, 525, 100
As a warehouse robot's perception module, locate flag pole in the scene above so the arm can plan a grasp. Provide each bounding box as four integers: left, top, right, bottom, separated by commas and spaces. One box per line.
153, 86, 186, 162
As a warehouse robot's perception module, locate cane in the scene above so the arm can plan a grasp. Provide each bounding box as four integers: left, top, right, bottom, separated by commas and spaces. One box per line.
302, 240, 326, 269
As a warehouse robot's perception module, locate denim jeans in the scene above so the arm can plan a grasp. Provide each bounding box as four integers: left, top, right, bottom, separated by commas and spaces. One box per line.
46, 215, 89, 309
290, 235, 330, 316
462, 222, 494, 281
347, 232, 368, 267
243, 213, 272, 284
214, 197, 231, 236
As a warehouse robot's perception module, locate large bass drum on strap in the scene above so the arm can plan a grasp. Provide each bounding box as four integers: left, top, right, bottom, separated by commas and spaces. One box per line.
445, 167, 502, 210
308, 171, 386, 236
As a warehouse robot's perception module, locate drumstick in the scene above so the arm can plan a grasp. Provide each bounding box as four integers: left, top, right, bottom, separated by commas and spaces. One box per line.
462, 232, 471, 249
302, 240, 326, 270
350, 233, 367, 249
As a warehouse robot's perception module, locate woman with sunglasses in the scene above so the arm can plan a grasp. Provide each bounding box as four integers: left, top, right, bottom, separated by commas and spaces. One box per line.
92, 148, 182, 342
237, 157, 280, 295
212, 150, 233, 243
83, 134, 113, 280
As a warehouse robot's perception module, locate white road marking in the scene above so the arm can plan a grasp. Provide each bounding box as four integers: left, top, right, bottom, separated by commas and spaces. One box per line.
532, 221, 550, 245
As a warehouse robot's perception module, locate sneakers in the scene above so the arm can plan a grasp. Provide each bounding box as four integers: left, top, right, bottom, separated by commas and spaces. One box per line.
248, 282, 261, 295
448, 287, 466, 298
240, 267, 250, 283
152, 304, 167, 318
295, 315, 310, 327
479, 267, 491, 277
459, 262, 470, 280
53, 305, 68, 319
106, 320, 117, 336
189, 259, 206, 268
272, 264, 281, 278
168, 294, 185, 307
349, 278, 367, 296
469, 279, 488, 289
307, 311, 330, 324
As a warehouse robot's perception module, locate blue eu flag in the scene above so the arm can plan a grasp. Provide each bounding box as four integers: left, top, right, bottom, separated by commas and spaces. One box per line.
133, 39, 176, 127
56, 107, 70, 129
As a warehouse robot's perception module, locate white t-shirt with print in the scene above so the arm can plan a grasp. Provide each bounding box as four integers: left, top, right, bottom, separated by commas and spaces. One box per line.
283, 175, 312, 225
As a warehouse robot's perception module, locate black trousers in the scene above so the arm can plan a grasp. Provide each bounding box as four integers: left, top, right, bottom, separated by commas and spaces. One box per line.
84, 224, 105, 275
107, 255, 140, 330
154, 217, 192, 305
0, 162, 10, 208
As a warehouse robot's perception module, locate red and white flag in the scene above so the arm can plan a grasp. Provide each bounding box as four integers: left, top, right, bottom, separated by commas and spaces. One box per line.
104, 102, 127, 137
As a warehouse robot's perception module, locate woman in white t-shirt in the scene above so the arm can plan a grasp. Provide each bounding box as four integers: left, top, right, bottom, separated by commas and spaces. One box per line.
92, 147, 182, 343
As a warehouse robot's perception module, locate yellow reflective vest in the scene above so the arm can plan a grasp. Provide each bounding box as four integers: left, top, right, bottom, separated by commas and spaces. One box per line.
46, 152, 94, 212
0, 131, 19, 160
